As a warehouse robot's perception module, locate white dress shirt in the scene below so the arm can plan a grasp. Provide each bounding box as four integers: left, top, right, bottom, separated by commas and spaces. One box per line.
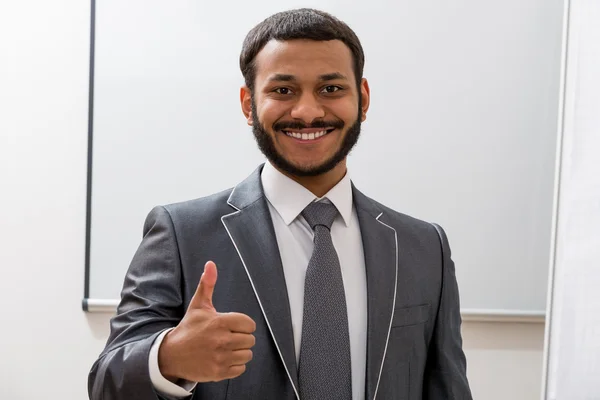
149, 162, 367, 399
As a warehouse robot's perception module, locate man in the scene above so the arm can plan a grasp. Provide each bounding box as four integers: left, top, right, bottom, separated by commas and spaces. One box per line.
89, 8, 472, 400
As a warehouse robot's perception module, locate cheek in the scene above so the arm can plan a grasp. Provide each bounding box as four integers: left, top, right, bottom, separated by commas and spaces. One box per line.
257, 100, 288, 129
327, 98, 359, 122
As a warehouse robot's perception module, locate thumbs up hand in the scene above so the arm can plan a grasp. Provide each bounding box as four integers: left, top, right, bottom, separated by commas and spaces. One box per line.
158, 261, 256, 383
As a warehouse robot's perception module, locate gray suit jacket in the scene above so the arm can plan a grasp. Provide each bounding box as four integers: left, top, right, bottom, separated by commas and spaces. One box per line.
88, 165, 472, 400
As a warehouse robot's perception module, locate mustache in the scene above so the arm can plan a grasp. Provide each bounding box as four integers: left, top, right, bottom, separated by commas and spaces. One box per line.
272, 119, 345, 132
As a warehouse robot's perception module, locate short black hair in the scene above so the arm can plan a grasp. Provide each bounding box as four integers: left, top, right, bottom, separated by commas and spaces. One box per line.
240, 8, 365, 91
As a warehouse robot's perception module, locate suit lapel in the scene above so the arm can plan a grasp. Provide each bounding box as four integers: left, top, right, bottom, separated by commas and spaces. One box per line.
353, 186, 398, 400
221, 169, 397, 400
221, 166, 300, 398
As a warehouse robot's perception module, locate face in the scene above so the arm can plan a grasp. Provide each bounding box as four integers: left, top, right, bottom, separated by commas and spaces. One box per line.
241, 39, 370, 177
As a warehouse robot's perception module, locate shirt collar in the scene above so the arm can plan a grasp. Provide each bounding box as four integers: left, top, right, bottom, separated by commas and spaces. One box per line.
261, 162, 353, 227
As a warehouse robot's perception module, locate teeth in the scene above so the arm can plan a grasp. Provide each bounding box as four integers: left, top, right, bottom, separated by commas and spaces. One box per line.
284, 130, 329, 141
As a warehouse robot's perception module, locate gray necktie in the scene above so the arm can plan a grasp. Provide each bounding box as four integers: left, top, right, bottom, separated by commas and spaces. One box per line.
298, 201, 352, 400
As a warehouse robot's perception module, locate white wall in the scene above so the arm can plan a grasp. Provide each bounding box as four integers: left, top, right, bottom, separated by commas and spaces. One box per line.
0, 1, 109, 398
0, 1, 544, 399
544, 0, 600, 397
464, 323, 545, 399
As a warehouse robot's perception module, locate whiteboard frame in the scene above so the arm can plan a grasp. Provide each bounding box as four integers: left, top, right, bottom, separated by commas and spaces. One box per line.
83, 0, 97, 307
83, 299, 545, 323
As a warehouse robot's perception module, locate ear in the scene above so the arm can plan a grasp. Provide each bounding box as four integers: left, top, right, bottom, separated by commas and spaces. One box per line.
360, 78, 370, 122
240, 86, 253, 126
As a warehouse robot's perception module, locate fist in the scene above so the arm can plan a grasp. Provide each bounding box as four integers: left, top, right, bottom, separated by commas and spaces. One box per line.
158, 261, 257, 383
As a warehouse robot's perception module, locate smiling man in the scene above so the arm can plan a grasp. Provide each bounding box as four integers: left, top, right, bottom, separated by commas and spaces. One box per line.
89, 8, 472, 400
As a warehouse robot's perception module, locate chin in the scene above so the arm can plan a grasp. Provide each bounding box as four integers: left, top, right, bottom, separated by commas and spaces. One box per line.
283, 157, 342, 177
282, 155, 331, 170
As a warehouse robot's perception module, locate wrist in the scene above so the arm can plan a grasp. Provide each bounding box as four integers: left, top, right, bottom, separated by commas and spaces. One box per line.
158, 330, 180, 383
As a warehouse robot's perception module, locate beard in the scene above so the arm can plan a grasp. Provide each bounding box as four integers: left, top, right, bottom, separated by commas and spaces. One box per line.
251, 97, 362, 177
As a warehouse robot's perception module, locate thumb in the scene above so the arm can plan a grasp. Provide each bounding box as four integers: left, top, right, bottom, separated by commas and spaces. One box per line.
189, 261, 218, 311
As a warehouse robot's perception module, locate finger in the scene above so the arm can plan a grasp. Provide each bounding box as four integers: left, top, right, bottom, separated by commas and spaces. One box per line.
226, 333, 256, 350
219, 312, 256, 334
189, 261, 218, 311
229, 349, 253, 366
222, 364, 247, 380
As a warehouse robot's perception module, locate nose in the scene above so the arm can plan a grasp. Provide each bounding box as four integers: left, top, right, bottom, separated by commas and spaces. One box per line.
290, 92, 325, 124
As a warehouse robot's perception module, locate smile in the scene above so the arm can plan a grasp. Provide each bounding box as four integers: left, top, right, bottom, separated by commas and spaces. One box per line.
282, 129, 335, 141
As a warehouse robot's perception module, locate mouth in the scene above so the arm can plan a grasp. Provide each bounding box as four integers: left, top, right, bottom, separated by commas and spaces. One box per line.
280, 128, 336, 142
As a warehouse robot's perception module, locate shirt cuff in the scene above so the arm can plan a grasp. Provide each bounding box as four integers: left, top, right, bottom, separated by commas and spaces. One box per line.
149, 328, 197, 397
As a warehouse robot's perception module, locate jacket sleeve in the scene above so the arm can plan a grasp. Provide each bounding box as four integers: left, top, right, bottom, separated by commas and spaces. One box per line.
88, 206, 188, 400
423, 223, 473, 400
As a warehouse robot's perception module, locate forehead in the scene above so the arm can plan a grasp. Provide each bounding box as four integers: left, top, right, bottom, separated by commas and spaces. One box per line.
253, 39, 354, 83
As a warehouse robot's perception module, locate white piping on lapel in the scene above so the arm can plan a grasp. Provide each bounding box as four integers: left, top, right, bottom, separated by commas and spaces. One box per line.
221, 186, 301, 400
372, 212, 399, 400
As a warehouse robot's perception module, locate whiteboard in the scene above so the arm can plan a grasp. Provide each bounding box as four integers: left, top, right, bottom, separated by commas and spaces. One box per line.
85, 0, 564, 317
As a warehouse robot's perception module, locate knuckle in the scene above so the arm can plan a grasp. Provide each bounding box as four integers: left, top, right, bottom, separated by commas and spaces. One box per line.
182, 308, 200, 322
248, 318, 257, 332
210, 363, 221, 379
213, 351, 225, 365
210, 316, 225, 329
217, 362, 230, 375
218, 364, 230, 378
214, 336, 226, 350
219, 334, 235, 350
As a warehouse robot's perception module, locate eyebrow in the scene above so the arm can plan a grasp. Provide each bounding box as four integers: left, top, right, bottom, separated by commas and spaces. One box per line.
318, 72, 348, 82
267, 72, 349, 83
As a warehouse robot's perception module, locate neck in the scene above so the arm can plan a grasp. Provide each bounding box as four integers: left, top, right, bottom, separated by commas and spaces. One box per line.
275, 161, 347, 198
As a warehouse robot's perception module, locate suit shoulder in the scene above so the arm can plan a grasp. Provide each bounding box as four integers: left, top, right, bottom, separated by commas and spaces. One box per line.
159, 187, 235, 223
368, 198, 445, 265
371, 198, 435, 231
365, 198, 443, 253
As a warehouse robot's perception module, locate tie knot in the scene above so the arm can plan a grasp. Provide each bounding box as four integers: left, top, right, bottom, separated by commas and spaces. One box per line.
301, 201, 339, 230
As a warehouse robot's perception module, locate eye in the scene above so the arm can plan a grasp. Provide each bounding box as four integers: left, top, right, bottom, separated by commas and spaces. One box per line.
321, 85, 342, 94
274, 87, 293, 95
